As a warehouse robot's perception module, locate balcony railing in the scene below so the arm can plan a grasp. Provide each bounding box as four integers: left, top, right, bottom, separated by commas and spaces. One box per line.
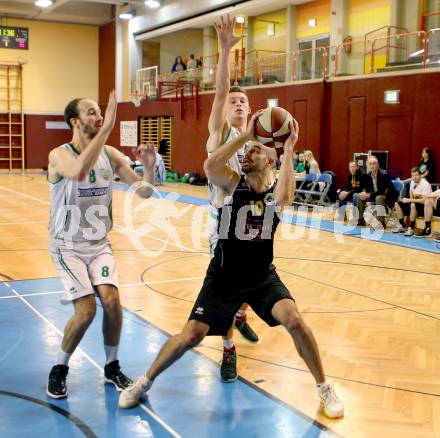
136, 28, 438, 98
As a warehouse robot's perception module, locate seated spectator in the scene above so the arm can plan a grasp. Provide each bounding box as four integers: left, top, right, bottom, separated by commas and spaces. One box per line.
158, 138, 169, 156
418, 147, 436, 184
392, 167, 432, 236
420, 189, 440, 240
187, 54, 197, 70
292, 150, 299, 169
124, 154, 135, 169
337, 161, 367, 222
196, 57, 203, 68
295, 152, 306, 174
155, 146, 166, 185
172, 56, 186, 73
304, 150, 321, 176
353, 156, 397, 226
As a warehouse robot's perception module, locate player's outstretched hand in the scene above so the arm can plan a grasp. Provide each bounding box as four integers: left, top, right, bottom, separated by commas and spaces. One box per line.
214, 14, 243, 51
283, 118, 299, 153
133, 143, 156, 169
102, 90, 117, 134
245, 110, 263, 141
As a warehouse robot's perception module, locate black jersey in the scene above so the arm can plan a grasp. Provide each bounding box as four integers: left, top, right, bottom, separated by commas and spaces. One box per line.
207, 176, 280, 286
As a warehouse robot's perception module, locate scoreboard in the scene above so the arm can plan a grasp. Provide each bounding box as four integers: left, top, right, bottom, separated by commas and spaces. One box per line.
0, 26, 29, 50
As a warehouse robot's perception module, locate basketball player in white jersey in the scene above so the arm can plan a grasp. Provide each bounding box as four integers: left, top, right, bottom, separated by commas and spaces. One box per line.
46, 91, 156, 398
205, 15, 260, 382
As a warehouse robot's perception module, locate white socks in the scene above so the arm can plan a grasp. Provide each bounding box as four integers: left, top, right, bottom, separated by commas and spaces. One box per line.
104, 345, 119, 364
316, 381, 328, 390
57, 350, 72, 366
223, 339, 234, 350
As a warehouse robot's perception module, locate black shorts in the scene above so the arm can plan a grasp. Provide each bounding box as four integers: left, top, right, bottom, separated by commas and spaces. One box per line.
188, 268, 294, 336
398, 201, 425, 217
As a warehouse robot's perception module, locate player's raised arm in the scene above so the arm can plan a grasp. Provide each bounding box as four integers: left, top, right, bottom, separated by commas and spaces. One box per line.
207, 15, 243, 151
205, 111, 259, 192
274, 118, 299, 208
106, 143, 156, 199
48, 91, 117, 181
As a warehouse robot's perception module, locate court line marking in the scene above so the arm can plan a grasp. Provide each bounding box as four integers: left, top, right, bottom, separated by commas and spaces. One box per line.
0, 185, 50, 205
0, 276, 206, 300
0, 183, 207, 258
0, 390, 97, 438
0, 280, 182, 438
114, 224, 209, 257
2, 181, 439, 258
0, 221, 48, 225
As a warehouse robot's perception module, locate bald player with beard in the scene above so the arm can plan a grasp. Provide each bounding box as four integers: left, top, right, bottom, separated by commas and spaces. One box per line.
205, 14, 260, 383
119, 113, 344, 420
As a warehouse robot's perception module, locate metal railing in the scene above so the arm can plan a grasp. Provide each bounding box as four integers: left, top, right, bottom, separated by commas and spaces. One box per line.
370, 31, 427, 72
136, 29, 439, 98
364, 25, 408, 70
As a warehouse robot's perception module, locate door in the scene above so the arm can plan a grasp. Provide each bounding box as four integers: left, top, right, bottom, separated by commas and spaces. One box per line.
376, 115, 413, 177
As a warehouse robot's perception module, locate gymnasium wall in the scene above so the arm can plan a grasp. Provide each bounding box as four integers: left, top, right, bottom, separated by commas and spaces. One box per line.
0, 18, 99, 113
99, 21, 116, 104
348, 0, 391, 73
324, 71, 440, 181
101, 70, 440, 185
251, 9, 287, 52
296, 0, 331, 39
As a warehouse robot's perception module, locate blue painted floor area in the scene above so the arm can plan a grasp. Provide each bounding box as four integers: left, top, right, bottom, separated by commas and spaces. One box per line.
0, 277, 334, 438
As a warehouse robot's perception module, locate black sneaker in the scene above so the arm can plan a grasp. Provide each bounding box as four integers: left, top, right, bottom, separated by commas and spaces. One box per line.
104, 360, 132, 391
414, 227, 432, 238
220, 348, 238, 382
47, 365, 69, 399
234, 314, 259, 342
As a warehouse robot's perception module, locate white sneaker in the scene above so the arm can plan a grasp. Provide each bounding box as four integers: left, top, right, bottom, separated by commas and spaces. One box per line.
119, 375, 152, 409
392, 225, 404, 233
404, 227, 414, 237
317, 382, 344, 419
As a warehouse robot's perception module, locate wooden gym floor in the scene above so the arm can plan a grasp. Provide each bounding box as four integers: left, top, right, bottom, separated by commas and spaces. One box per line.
0, 172, 439, 437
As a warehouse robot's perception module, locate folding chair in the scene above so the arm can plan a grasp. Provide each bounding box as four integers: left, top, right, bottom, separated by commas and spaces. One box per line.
385, 179, 404, 226
295, 173, 318, 204
305, 173, 333, 206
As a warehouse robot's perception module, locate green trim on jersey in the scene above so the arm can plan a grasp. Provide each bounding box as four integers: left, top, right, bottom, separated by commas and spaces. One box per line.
47, 172, 63, 185
57, 249, 83, 287
103, 146, 115, 174
67, 143, 80, 155
222, 125, 232, 146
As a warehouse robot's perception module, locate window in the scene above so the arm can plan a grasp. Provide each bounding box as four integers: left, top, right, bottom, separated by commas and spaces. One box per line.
297, 35, 330, 80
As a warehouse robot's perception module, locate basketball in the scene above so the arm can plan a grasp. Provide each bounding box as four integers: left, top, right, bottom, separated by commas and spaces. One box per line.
254, 107, 293, 156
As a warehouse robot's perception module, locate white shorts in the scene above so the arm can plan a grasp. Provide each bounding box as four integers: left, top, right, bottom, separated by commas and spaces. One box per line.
207, 205, 219, 258
50, 238, 119, 304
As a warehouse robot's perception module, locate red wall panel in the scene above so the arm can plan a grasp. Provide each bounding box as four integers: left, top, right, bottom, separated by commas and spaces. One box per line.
25, 115, 71, 169
99, 21, 116, 105
24, 72, 440, 186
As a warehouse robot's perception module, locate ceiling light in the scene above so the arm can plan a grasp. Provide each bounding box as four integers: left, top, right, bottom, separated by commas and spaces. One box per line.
144, 0, 161, 8
236, 16, 245, 24
35, 0, 52, 7
119, 9, 136, 19
308, 18, 317, 27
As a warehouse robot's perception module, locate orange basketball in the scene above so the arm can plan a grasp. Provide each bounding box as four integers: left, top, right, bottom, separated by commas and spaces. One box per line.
254, 107, 293, 157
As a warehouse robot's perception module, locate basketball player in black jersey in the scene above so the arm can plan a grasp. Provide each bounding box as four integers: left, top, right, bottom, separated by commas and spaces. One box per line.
120, 113, 344, 419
